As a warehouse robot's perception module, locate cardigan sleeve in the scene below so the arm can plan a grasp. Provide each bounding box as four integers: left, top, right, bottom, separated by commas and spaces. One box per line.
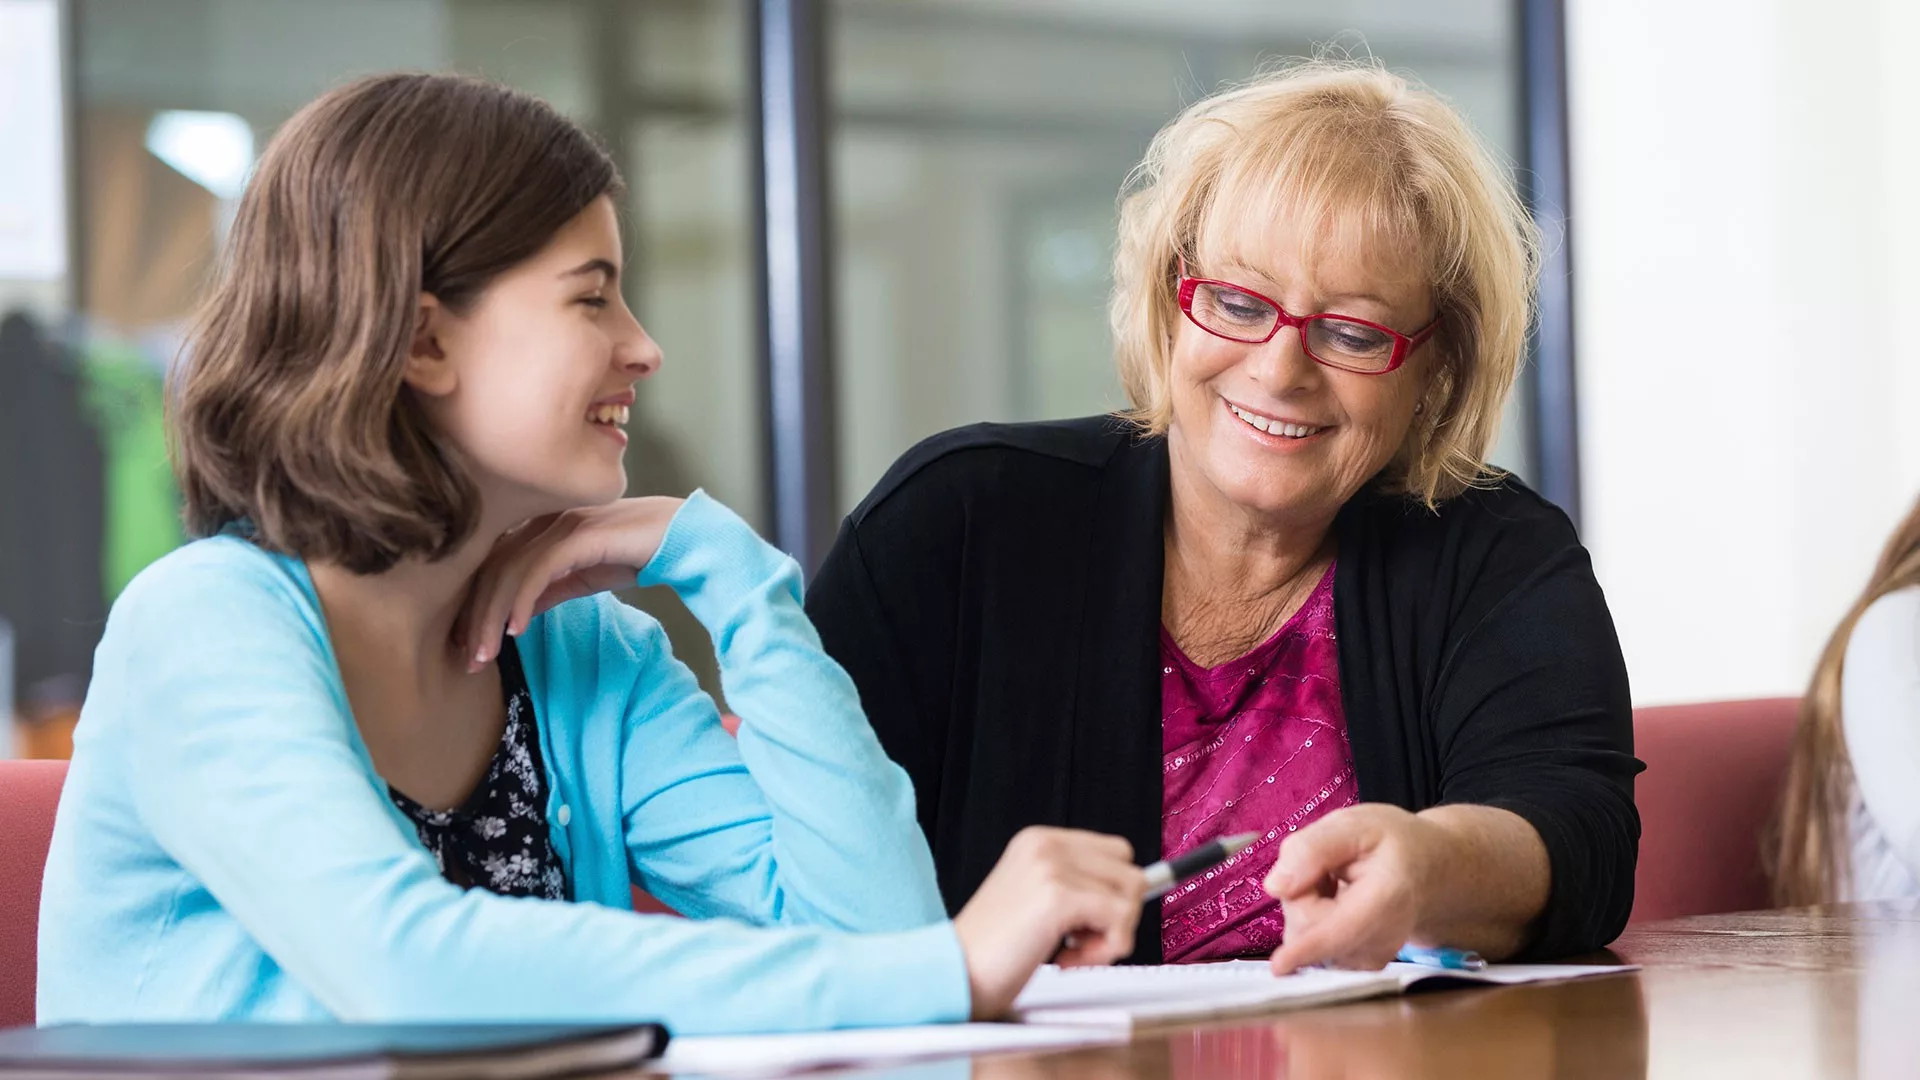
111, 537, 969, 1034
806, 490, 961, 859
619, 491, 952, 934
1424, 538, 1642, 959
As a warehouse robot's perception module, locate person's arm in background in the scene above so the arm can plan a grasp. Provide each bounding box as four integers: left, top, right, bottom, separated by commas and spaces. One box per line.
1840, 587, 1920, 882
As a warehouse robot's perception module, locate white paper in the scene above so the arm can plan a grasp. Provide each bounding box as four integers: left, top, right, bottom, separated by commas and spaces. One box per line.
657, 961, 1643, 1073
1011, 958, 1640, 1029
657, 1023, 1124, 1077
1012, 962, 1394, 1028
1385, 960, 1639, 988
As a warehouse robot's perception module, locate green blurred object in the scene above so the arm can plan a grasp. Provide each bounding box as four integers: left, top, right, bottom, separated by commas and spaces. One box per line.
81, 341, 182, 600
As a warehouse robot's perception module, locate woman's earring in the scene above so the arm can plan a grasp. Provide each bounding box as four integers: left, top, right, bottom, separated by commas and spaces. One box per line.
1414, 401, 1426, 416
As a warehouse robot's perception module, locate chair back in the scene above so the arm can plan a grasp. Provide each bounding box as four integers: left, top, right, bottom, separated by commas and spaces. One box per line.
1631, 698, 1800, 922
0, 759, 67, 1026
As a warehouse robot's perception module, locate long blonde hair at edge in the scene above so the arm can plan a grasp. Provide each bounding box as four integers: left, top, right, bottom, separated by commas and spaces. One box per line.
1771, 494, 1920, 905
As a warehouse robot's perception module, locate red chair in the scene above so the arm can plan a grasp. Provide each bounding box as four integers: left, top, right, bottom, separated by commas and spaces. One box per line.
1630, 698, 1800, 923
0, 759, 67, 1027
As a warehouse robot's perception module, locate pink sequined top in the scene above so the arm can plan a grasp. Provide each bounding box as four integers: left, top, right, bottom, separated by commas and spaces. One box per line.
1159, 564, 1357, 962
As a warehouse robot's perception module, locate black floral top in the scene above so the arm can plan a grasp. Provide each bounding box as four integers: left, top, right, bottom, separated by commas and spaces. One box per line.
388, 638, 569, 900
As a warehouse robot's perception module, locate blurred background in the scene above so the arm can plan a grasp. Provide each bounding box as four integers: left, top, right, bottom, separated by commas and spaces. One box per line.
1, 0, 1915, 758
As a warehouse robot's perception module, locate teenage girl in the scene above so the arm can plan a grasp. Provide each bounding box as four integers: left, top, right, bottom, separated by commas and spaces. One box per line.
36, 73, 1144, 1032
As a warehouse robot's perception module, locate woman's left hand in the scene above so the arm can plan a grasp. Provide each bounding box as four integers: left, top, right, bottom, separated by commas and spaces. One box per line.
1263, 803, 1443, 973
457, 496, 685, 672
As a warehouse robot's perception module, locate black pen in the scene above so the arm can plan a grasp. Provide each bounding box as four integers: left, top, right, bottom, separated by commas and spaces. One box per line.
1052, 832, 1265, 960
1144, 832, 1262, 898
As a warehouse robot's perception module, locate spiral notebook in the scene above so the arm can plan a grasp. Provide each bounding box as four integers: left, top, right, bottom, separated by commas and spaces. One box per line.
1011, 958, 1637, 1029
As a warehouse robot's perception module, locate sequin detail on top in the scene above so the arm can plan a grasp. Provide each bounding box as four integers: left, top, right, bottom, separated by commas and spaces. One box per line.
1160, 563, 1355, 962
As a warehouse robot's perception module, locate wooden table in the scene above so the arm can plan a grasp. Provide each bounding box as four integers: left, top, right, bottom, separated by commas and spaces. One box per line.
672, 903, 1920, 1080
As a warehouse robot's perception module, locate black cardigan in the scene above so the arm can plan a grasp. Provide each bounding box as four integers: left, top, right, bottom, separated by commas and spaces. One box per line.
806, 415, 1641, 962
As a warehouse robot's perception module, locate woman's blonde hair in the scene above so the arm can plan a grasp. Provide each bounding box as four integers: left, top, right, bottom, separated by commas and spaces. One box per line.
1110, 58, 1540, 506
1770, 495, 1920, 905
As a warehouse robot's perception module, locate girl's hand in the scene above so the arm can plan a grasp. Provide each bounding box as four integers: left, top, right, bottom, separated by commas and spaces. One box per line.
951, 826, 1147, 1019
457, 497, 684, 672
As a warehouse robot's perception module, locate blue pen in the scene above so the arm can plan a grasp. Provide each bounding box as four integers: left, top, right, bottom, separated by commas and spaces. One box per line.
1394, 944, 1487, 971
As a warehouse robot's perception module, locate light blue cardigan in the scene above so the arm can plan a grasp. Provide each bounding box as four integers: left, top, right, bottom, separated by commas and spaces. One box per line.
36, 492, 970, 1033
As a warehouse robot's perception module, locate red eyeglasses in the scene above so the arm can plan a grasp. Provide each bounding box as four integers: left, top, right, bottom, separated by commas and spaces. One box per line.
1176, 259, 1440, 375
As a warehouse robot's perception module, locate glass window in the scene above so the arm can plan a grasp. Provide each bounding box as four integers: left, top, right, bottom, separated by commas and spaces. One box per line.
3, 0, 756, 745
828, 0, 1531, 513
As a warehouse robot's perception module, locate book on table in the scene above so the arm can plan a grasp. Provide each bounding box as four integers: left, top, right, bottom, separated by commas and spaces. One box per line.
0, 1022, 667, 1080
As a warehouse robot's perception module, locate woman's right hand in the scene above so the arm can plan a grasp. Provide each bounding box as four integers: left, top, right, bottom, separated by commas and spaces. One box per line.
951, 826, 1147, 1019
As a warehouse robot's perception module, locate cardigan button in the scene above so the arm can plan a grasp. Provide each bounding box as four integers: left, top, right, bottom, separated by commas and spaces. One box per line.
556, 804, 572, 827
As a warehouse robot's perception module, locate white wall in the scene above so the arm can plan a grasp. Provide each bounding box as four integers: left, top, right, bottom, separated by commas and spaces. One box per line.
1569, 0, 1920, 705
0, 0, 67, 320
0, 0, 65, 749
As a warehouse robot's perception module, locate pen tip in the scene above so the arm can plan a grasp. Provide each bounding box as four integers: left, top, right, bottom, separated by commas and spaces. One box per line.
1223, 832, 1261, 852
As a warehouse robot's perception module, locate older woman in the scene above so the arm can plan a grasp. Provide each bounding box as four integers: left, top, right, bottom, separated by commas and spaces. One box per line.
806, 60, 1640, 970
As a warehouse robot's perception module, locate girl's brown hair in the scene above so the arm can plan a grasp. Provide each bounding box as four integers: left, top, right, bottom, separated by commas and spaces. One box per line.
1771, 495, 1920, 904
170, 72, 621, 573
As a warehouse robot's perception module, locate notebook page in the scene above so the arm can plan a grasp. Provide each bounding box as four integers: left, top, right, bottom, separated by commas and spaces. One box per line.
657, 1024, 1123, 1077
1010, 962, 1397, 1029
1386, 961, 1639, 988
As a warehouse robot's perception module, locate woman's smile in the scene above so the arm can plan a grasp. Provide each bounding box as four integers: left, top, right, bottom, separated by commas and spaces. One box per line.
1222, 396, 1334, 451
